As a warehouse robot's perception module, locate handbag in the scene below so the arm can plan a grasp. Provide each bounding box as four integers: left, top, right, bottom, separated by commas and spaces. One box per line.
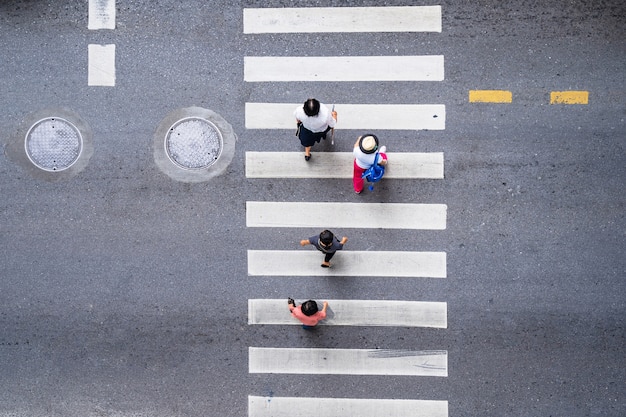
362, 152, 385, 191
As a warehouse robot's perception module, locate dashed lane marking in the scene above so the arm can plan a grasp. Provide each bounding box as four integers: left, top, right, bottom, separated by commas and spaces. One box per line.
244, 56, 445, 82
245, 103, 445, 130
249, 347, 448, 376
243, 6, 442, 34
469, 90, 512, 103
87, 44, 116, 86
550, 91, 589, 104
248, 396, 448, 417
245, 152, 444, 179
88, 0, 116, 30
246, 201, 447, 230
248, 299, 447, 328
247, 250, 447, 278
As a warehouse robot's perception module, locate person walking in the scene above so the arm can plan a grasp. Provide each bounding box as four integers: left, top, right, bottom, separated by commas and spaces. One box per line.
288, 298, 328, 329
300, 229, 348, 268
353, 134, 388, 194
295, 98, 337, 161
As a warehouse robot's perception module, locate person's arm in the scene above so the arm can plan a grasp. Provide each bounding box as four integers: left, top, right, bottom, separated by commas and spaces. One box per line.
339, 237, 348, 245
288, 298, 296, 312
295, 107, 303, 125
322, 302, 328, 314
300, 239, 311, 246
354, 136, 362, 148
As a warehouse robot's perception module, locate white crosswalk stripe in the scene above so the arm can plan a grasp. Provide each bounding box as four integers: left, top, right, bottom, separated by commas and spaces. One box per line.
243, 6, 442, 34
244, 55, 445, 82
246, 202, 447, 230
248, 396, 448, 417
246, 152, 444, 179
249, 347, 448, 376
245, 103, 446, 130
249, 299, 447, 328
248, 250, 446, 278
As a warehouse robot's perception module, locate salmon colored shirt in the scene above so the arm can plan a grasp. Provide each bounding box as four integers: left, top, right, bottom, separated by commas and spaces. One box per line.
289, 305, 326, 326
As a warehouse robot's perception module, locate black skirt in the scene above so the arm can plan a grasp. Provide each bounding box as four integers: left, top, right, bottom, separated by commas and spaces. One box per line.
298, 124, 331, 147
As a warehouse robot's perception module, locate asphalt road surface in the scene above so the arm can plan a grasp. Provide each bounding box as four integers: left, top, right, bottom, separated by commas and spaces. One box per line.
0, 1, 624, 416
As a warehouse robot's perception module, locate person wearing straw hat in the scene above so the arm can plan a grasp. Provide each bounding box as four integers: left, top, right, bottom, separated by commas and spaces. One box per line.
353, 134, 388, 193
294, 98, 337, 161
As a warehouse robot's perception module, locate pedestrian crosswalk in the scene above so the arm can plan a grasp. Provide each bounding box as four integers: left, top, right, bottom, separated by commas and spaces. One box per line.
248, 250, 446, 278
245, 103, 446, 130
249, 347, 448, 376
245, 152, 444, 179
248, 396, 448, 417
243, 5, 448, 416
243, 6, 442, 34
244, 56, 445, 82
246, 201, 447, 229
249, 299, 447, 328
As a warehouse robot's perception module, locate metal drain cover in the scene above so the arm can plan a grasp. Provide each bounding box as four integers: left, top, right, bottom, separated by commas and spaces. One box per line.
25, 117, 83, 172
165, 117, 223, 170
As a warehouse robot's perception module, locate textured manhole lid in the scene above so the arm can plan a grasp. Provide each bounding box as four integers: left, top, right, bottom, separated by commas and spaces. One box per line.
25, 117, 83, 172
165, 117, 223, 170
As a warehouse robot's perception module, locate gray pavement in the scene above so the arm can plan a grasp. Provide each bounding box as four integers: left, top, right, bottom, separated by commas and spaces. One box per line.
1, 1, 625, 416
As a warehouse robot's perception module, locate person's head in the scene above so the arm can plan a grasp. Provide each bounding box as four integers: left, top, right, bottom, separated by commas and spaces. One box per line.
303, 98, 321, 117
358, 134, 379, 154
301, 300, 319, 316
319, 230, 334, 248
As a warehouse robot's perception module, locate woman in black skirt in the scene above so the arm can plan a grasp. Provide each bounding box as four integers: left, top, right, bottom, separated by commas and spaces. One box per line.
294, 98, 337, 161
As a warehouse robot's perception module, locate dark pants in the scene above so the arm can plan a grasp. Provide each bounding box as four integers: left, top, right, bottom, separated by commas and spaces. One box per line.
324, 251, 336, 262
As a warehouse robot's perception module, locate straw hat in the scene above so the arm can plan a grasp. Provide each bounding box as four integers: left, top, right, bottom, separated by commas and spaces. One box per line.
359, 134, 379, 154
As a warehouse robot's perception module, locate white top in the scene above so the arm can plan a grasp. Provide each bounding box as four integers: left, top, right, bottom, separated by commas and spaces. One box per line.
294, 103, 336, 132
353, 146, 384, 169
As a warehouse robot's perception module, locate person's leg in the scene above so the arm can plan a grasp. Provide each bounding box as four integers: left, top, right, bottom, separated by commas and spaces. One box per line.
321, 125, 332, 139
353, 160, 365, 193
321, 251, 335, 267
299, 127, 314, 161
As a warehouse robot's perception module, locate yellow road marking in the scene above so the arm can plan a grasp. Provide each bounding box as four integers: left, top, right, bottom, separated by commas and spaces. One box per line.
550, 91, 589, 104
469, 90, 512, 103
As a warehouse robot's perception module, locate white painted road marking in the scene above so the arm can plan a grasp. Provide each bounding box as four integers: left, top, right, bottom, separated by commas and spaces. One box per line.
245, 152, 444, 179
244, 56, 445, 82
88, 0, 116, 30
88, 44, 115, 86
245, 103, 446, 130
248, 250, 446, 278
246, 201, 447, 230
248, 299, 447, 328
248, 396, 448, 417
243, 6, 442, 34
249, 347, 448, 376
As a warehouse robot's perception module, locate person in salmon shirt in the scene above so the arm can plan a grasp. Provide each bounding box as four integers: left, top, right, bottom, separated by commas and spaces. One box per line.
288, 298, 328, 329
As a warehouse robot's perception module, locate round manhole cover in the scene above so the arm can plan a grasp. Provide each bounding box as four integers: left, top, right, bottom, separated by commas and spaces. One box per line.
165, 117, 223, 170
25, 117, 83, 172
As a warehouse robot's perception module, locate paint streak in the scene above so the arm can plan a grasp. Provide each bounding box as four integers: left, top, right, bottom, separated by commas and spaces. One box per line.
550, 91, 589, 104
469, 90, 512, 103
